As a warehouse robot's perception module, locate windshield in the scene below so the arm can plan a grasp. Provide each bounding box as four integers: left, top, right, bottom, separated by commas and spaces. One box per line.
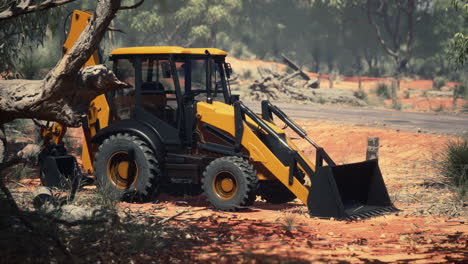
189, 58, 229, 102
112, 55, 231, 108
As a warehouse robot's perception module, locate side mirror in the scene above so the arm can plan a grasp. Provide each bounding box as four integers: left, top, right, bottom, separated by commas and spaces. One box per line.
224, 63, 233, 79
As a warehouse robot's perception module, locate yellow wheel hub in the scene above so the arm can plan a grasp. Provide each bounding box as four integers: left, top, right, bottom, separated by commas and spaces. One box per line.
107, 151, 138, 189
117, 161, 130, 179
221, 178, 235, 192
213, 171, 238, 200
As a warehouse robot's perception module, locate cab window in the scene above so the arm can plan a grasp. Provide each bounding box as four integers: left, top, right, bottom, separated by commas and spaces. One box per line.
113, 58, 136, 120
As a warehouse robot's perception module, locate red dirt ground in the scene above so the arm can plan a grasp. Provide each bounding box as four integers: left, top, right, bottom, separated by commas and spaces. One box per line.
29, 120, 465, 263
4, 57, 466, 262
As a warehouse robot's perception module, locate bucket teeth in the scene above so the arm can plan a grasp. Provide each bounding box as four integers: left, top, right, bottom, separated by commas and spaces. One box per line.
344, 206, 399, 221
309, 206, 399, 221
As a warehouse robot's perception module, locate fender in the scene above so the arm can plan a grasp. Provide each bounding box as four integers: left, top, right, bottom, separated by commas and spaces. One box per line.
91, 119, 165, 161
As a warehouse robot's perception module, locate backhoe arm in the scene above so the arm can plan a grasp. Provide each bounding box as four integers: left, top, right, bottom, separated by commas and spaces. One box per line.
39, 10, 105, 188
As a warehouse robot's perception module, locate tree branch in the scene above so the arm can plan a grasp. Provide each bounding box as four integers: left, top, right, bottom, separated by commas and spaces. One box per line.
119, 0, 144, 10
366, 0, 399, 58
0, 0, 78, 21
394, 1, 402, 50
49, 0, 122, 80
404, 0, 416, 61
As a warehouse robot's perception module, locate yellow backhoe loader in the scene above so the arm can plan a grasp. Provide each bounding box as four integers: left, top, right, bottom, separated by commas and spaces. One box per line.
38, 10, 397, 219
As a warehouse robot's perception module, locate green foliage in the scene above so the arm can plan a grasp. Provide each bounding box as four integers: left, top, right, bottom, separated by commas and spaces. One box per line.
6, 119, 29, 132
448, 0, 468, 67
433, 76, 447, 90
17, 36, 61, 80
449, 33, 468, 67
436, 137, 468, 199
118, 0, 241, 48
9, 164, 35, 181
1, 0, 467, 83
462, 102, 468, 112
354, 90, 368, 101
404, 90, 411, 99
242, 69, 252, 80
0, 1, 67, 76
317, 96, 326, 104
454, 82, 468, 99
392, 102, 402, 110
376, 83, 391, 99
434, 104, 445, 112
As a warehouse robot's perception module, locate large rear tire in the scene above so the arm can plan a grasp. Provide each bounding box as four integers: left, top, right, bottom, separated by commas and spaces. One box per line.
94, 133, 161, 202
201, 156, 258, 211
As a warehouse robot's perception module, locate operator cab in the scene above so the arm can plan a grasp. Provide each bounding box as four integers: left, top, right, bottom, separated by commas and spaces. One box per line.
109, 46, 233, 126
107, 46, 234, 150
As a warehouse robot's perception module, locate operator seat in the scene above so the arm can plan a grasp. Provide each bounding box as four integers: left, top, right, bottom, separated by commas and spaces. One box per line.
141, 82, 175, 124
142, 81, 166, 106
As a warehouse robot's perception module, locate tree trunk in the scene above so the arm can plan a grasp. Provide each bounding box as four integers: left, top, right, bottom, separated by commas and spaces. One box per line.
0, 0, 126, 128
312, 47, 320, 73
358, 74, 362, 91
0, 125, 5, 163
391, 78, 399, 105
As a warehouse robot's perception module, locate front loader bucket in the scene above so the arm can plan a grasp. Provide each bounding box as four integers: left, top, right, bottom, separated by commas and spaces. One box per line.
39, 155, 81, 190
308, 159, 398, 220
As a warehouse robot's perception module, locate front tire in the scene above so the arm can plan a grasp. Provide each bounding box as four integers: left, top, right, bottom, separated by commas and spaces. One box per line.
201, 156, 258, 211
94, 133, 160, 202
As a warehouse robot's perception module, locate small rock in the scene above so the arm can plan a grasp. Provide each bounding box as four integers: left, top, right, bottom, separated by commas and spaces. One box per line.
380, 233, 386, 238
440, 86, 452, 92
60, 205, 106, 222
17, 143, 40, 158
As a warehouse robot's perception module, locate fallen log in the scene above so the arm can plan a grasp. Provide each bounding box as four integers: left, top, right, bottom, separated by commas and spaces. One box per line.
281, 54, 310, 81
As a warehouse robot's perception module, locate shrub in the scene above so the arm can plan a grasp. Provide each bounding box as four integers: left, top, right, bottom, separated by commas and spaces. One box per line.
435, 104, 444, 112
433, 76, 447, 90
376, 83, 391, 99
462, 102, 468, 113
317, 96, 326, 104
404, 90, 411, 99
242, 69, 252, 80
354, 90, 368, 101
436, 137, 468, 199
454, 83, 468, 100
392, 102, 402, 110
280, 214, 297, 231
10, 164, 34, 181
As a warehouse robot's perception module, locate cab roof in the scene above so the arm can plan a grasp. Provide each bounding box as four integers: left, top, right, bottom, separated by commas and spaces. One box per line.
110, 46, 228, 56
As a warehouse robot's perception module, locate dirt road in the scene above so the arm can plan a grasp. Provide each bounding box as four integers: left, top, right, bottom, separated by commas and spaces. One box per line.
244, 101, 468, 136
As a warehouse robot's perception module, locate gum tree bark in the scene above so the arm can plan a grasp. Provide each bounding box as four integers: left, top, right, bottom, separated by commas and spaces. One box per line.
0, 0, 78, 21
0, 0, 126, 127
